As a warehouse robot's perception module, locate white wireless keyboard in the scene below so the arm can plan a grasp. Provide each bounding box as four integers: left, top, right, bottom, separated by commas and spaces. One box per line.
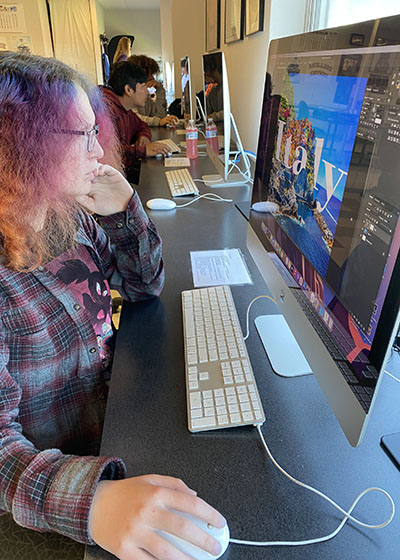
165, 168, 199, 197
158, 138, 181, 153
182, 285, 265, 432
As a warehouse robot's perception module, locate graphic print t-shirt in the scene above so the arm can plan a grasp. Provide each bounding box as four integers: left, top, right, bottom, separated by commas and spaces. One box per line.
46, 246, 113, 368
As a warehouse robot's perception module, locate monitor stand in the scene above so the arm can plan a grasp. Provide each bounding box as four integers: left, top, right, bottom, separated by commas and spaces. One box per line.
202, 172, 249, 187
381, 432, 400, 471
255, 314, 313, 377
202, 112, 251, 187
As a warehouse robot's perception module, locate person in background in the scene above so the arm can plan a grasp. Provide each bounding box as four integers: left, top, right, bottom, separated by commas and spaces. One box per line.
112, 36, 132, 64
181, 56, 191, 120
203, 52, 223, 122
0, 51, 225, 560
129, 54, 178, 127
101, 61, 172, 178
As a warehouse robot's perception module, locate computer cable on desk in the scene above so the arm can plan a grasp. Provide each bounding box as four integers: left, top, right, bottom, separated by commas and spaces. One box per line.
385, 369, 400, 383
227, 294, 396, 548
175, 193, 233, 207
229, 424, 395, 548
242, 294, 278, 341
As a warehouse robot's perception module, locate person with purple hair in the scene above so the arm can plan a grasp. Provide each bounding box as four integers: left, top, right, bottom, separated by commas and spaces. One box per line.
0, 51, 225, 559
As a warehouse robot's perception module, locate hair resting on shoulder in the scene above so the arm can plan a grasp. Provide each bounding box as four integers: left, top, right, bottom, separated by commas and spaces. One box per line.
203, 52, 222, 75
0, 51, 121, 271
108, 61, 147, 96
113, 36, 132, 64
128, 55, 160, 79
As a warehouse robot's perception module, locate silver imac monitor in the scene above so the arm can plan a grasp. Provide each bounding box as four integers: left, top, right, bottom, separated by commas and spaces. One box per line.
247, 14, 400, 447
180, 55, 193, 121
201, 51, 250, 187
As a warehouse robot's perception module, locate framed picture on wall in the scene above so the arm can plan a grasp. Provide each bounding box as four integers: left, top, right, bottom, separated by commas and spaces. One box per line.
225, 0, 244, 44
245, 0, 264, 36
206, 0, 221, 52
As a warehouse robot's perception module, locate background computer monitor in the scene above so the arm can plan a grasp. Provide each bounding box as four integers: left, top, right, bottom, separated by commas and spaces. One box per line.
180, 55, 193, 121
247, 14, 400, 447
202, 51, 249, 186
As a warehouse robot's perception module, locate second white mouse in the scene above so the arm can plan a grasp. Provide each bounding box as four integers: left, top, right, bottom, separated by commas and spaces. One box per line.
146, 198, 177, 210
251, 201, 279, 213
157, 511, 230, 560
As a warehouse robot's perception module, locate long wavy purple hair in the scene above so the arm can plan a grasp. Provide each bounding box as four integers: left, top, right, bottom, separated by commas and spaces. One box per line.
0, 51, 121, 270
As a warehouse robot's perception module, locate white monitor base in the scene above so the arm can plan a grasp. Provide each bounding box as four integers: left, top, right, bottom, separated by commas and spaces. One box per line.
201, 173, 249, 187
255, 314, 313, 377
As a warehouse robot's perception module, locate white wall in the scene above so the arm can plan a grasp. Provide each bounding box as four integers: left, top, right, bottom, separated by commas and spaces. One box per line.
270, 0, 306, 40
0, 0, 52, 57
168, 0, 205, 118
96, 0, 105, 35
160, 0, 308, 153
220, 0, 271, 153
104, 8, 161, 60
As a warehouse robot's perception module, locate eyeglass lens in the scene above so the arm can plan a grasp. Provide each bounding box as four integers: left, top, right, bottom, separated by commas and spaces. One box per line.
87, 126, 99, 152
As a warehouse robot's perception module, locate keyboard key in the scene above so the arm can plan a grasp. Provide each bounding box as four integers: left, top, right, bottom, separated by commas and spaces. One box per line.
191, 417, 216, 429
190, 392, 201, 409
216, 405, 227, 415
240, 402, 252, 412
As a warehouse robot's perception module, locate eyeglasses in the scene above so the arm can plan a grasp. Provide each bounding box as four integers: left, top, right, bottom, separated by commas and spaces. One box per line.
55, 124, 99, 152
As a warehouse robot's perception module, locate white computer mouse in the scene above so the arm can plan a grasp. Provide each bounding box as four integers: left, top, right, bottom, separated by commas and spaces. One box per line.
251, 201, 280, 213
146, 198, 177, 210
157, 511, 230, 560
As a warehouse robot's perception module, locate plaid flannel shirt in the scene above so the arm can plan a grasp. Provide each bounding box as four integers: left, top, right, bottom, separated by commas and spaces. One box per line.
0, 191, 164, 544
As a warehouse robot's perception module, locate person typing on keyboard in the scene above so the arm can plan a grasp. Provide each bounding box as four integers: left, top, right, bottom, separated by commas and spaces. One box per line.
0, 52, 225, 560
128, 54, 179, 128
101, 61, 173, 179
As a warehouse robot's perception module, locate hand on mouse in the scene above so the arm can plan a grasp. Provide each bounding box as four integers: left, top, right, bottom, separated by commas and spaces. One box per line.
88, 474, 226, 560
159, 115, 179, 127
145, 141, 172, 158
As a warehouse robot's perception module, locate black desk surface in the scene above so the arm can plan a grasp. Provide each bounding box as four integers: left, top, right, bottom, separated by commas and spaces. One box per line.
86, 129, 400, 560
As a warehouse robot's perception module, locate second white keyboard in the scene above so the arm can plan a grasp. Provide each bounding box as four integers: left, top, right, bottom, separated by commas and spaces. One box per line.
182, 285, 265, 432
158, 138, 181, 153
165, 168, 199, 197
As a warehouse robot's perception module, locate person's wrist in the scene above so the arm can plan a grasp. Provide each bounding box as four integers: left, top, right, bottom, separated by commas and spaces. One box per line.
88, 479, 111, 542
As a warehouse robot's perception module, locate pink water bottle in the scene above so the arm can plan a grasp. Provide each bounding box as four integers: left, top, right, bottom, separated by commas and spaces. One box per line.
205, 117, 219, 154
186, 119, 198, 159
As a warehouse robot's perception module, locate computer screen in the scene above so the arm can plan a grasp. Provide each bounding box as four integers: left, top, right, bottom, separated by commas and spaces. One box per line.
180, 56, 193, 120
247, 14, 400, 446
202, 52, 249, 186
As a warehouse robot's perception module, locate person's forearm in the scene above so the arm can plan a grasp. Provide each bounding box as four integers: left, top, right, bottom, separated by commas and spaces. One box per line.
95, 192, 165, 301
0, 360, 126, 543
122, 143, 146, 167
